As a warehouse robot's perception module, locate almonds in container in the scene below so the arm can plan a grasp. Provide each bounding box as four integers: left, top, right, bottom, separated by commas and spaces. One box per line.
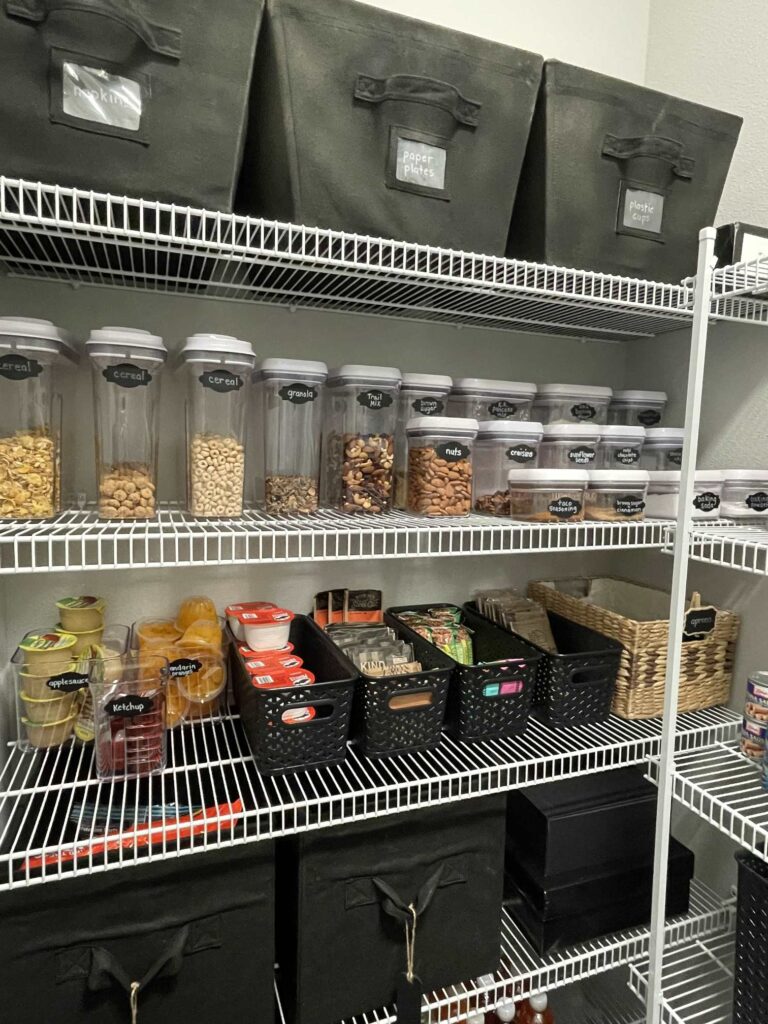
189, 433, 245, 517
507, 468, 588, 523
406, 417, 478, 517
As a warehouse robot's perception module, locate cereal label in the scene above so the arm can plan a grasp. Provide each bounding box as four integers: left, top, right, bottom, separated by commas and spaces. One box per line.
0, 353, 43, 381
199, 368, 243, 393
103, 363, 152, 388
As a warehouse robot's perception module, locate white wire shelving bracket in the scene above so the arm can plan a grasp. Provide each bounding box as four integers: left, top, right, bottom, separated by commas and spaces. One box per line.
686, 523, 768, 575
0, 705, 739, 892
628, 929, 735, 1024
0, 176, 695, 340
0, 507, 672, 574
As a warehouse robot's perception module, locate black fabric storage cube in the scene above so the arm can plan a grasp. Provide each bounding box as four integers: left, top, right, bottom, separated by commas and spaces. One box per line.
1, 0, 263, 210
238, 0, 542, 254
279, 796, 506, 1024
734, 853, 768, 1024
0, 845, 275, 1024
507, 60, 742, 282
506, 768, 658, 878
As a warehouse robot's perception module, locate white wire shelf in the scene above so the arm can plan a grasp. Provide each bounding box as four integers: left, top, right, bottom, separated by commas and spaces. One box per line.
628, 930, 735, 1024
0, 705, 739, 891
671, 743, 768, 861
274, 880, 730, 1024
687, 523, 768, 575
712, 251, 768, 302
0, 506, 672, 574
0, 176, 695, 341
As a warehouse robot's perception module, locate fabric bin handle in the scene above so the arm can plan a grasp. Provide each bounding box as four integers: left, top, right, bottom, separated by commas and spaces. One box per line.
602, 134, 695, 179
5, 0, 182, 60
354, 73, 481, 127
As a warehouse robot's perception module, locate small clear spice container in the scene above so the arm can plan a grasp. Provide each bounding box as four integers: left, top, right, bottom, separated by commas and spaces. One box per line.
585, 470, 649, 522
507, 468, 588, 523
473, 420, 543, 516
87, 327, 167, 519
394, 372, 452, 508
645, 470, 723, 520
447, 377, 536, 421
180, 334, 256, 518
638, 428, 685, 470
721, 470, 768, 519
532, 383, 612, 425
258, 357, 328, 514
608, 389, 667, 427
539, 424, 601, 469
596, 425, 646, 468
321, 365, 401, 513
406, 416, 478, 517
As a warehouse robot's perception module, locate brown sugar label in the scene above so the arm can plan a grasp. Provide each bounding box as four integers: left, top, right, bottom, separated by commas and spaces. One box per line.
614, 495, 645, 517
412, 397, 444, 416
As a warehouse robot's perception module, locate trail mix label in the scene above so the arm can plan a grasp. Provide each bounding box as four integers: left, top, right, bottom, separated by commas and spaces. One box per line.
357, 389, 393, 410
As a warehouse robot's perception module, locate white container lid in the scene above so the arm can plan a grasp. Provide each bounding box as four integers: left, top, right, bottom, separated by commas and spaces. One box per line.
259, 357, 328, 380
600, 425, 647, 441
86, 326, 167, 358
541, 424, 601, 440
611, 389, 668, 403
645, 428, 685, 442
329, 365, 402, 386
722, 469, 768, 481
451, 377, 536, 397
647, 471, 722, 484
535, 383, 613, 399
508, 468, 589, 484
588, 470, 650, 484
0, 316, 78, 361
477, 420, 544, 438
401, 372, 452, 392
181, 334, 256, 368
406, 416, 479, 437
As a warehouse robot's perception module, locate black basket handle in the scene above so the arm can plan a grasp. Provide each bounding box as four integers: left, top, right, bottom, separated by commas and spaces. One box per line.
372, 864, 446, 924
602, 134, 694, 179
354, 73, 481, 127
6, 0, 182, 59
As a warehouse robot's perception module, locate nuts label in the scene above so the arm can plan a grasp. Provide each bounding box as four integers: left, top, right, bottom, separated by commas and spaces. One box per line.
746, 491, 768, 512
412, 397, 444, 415
614, 446, 640, 465
693, 491, 720, 512
0, 353, 43, 381
103, 363, 152, 388
638, 409, 662, 426
667, 449, 683, 466
46, 671, 88, 693
169, 657, 203, 679
488, 400, 518, 419
279, 383, 318, 405
105, 696, 154, 717
548, 497, 581, 519
435, 442, 470, 462
506, 444, 537, 464
614, 495, 646, 517
356, 390, 393, 410
571, 403, 597, 421
199, 368, 244, 393
567, 445, 596, 465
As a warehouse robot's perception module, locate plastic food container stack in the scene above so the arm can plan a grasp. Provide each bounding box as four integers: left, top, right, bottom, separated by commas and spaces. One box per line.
608, 390, 667, 427
448, 378, 537, 422
406, 417, 478, 517
539, 424, 601, 469
473, 421, 543, 516
532, 384, 612, 425
508, 469, 588, 523
585, 471, 649, 522
394, 373, 452, 508
645, 471, 723, 520
720, 470, 768, 519
597, 425, 646, 469
639, 428, 685, 470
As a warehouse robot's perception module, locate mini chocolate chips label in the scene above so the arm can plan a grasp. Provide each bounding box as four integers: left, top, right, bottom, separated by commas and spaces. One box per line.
103, 362, 152, 388
548, 497, 582, 519
667, 449, 683, 466
357, 389, 393, 410
199, 368, 243, 393
568, 445, 596, 465
412, 397, 444, 415
0, 353, 43, 382
693, 491, 720, 512
46, 671, 88, 693
638, 409, 662, 426
279, 382, 317, 405
488, 400, 517, 418
105, 696, 154, 717
435, 441, 470, 462
746, 491, 768, 512
169, 657, 203, 679
614, 495, 646, 517
570, 403, 597, 421
506, 444, 537, 464
614, 446, 640, 465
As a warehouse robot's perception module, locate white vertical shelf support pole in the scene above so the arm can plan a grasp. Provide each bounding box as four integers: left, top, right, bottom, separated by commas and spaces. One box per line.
645, 226, 717, 1024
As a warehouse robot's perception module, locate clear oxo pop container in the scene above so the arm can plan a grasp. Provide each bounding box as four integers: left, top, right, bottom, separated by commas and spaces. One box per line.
644, 470, 723, 520
596, 425, 646, 468
585, 470, 649, 522
720, 470, 768, 519
507, 468, 588, 522
259, 357, 327, 514
406, 416, 478, 517
180, 334, 256, 518
87, 327, 167, 519
448, 377, 536, 421
532, 383, 612, 425
0, 317, 78, 520
638, 428, 685, 470
539, 424, 601, 469
394, 373, 452, 508
473, 420, 543, 516
608, 389, 667, 427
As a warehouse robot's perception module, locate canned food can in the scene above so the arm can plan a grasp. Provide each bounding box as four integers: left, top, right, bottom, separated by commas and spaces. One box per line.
746, 673, 768, 722
762, 750, 768, 791
741, 715, 768, 761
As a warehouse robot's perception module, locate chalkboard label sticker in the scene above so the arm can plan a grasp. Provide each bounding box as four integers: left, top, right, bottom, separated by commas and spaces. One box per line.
105, 695, 154, 717
638, 409, 662, 426
435, 441, 470, 463
279, 383, 317, 405
614, 495, 646, 517
622, 187, 665, 235
395, 974, 423, 1024
506, 444, 537, 464
357, 389, 393, 410
683, 606, 718, 639
693, 491, 720, 513
395, 136, 447, 190
103, 362, 152, 388
0, 353, 44, 382
548, 497, 582, 520
412, 397, 444, 416
199, 368, 243, 393
568, 445, 596, 465
571, 403, 597, 421
615, 446, 640, 465
667, 449, 683, 467
169, 657, 203, 679
46, 671, 88, 693
746, 491, 768, 512
488, 400, 517, 419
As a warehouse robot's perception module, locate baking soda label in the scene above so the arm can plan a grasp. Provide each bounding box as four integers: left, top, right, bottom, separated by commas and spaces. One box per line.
693, 491, 720, 513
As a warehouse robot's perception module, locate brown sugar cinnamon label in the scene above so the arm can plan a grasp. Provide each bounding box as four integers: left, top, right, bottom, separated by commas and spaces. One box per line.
614, 495, 646, 517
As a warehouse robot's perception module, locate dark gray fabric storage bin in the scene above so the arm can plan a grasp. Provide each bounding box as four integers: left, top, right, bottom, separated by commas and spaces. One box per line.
278, 796, 506, 1024
238, 0, 542, 254
507, 60, 742, 282
1, 0, 264, 210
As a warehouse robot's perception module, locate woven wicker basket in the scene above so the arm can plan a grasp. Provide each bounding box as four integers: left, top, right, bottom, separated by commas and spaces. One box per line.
528, 577, 739, 719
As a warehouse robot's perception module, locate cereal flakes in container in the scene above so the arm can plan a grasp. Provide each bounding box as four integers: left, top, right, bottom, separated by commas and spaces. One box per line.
532, 383, 612, 425
608, 389, 667, 427
507, 468, 588, 523
394, 373, 452, 508
720, 470, 768, 519
406, 416, 478, 517
585, 470, 649, 522
473, 420, 543, 516
447, 378, 536, 422
236, 607, 295, 651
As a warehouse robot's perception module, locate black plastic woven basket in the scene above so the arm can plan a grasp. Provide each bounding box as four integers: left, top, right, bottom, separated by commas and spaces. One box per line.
467, 604, 621, 727
232, 616, 356, 776
734, 852, 768, 1024
387, 603, 541, 742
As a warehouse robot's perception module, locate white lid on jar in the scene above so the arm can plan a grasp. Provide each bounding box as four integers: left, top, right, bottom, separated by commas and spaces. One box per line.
258, 357, 328, 380
541, 424, 601, 440
0, 316, 78, 361
588, 470, 650, 484
86, 326, 167, 360
645, 428, 685, 442
722, 469, 768, 482
508, 468, 589, 484
181, 334, 256, 368
599, 425, 646, 441
328, 365, 402, 387
611, 390, 668, 403
401, 372, 452, 393
477, 420, 544, 439
647, 470, 722, 485
535, 383, 613, 399
451, 377, 536, 398
407, 416, 479, 438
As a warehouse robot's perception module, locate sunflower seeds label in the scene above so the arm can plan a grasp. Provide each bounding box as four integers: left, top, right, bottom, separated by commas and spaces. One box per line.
411, 397, 444, 416
488, 400, 517, 419
436, 442, 470, 462
548, 497, 581, 519
571, 403, 597, 421
169, 657, 203, 679
46, 671, 88, 693
506, 443, 537, 464
357, 389, 393, 410
0, 353, 44, 381
103, 363, 152, 388
693, 491, 720, 513
568, 445, 596, 465
199, 368, 244, 393
105, 696, 154, 717
745, 491, 768, 512
614, 495, 646, 517
614, 446, 640, 465
279, 383, 317, 405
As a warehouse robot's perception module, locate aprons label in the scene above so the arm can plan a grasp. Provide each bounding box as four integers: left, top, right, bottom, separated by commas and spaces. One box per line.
62, 62, 142, 131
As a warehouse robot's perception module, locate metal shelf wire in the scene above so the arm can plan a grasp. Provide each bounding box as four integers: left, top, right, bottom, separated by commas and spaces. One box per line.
629, 930, 735, 1024
0, 176, 695, 340
0, 506, 672, 574
0, 705, 739, 891
687, 523, 768, 575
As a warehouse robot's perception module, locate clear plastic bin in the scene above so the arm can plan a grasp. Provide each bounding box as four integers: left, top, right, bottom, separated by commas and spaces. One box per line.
473, 420, 543, 516
608, 390, 667, 427
645, 470, 723, 519
180, 334, 256, 518
321, 365, 401, 513
394, 373, 452, 508
721, 470, 768, 519
86, 327, 167, 519
585, 470, 649, 521
448, 377, 536, 421
596, 425, 646, 468
507, 468, 588, 522
0, 317, 78, 520
638, 428, 685, 470
406, 416, 478, 517
532, 383, 612, 425
259, 358, 327, 514
539, 424, 601, 469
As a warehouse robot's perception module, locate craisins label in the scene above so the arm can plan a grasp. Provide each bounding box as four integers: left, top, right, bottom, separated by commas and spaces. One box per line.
506, 444, 537, 464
